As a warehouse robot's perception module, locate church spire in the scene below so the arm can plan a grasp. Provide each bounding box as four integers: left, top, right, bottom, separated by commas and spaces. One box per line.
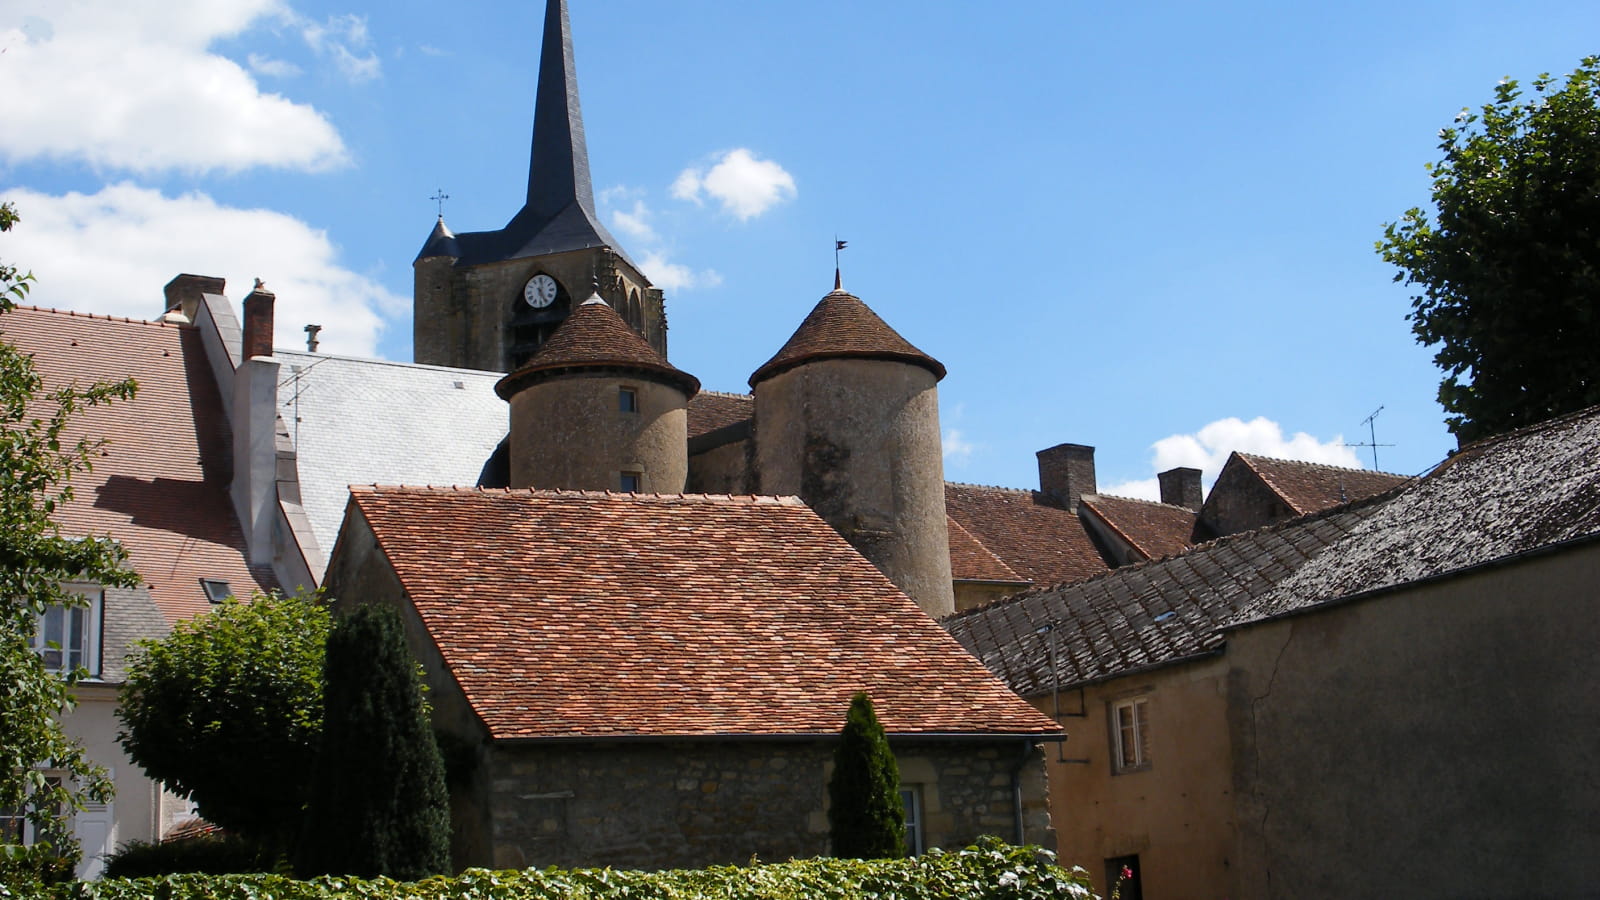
526, 0, 594, 222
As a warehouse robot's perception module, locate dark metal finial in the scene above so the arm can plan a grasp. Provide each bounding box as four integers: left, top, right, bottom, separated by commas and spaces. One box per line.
834, 238, 847, 291
430, 189, 450, 218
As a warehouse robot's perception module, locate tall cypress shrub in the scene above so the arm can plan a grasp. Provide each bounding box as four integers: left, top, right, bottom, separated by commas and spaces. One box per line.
295, 603, 449, 880
828, 692, 905, 859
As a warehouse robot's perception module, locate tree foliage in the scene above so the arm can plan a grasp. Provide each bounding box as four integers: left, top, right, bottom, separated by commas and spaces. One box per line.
0, 201, 138, 859
1379, 57, 1600, 443
116, 590, 330, 854
827, 692, 904, 860
295, 603, 449, 880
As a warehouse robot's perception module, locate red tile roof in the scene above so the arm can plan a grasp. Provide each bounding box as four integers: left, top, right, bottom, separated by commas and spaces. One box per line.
749, 290, 945, 387
1236, 453, 1410, 516
495, 298, 699, 399
944, 483, 1112, 588
346, 486, 1057, 740
2, 306, 277, 623
1079, 494, 1198, 561
946, 515, 1027, 584
686, 391, 753, 439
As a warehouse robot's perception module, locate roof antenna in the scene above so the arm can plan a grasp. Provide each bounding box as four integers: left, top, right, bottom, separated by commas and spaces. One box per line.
430, 188, 450, 218
304, 323, 322, 353
834, 237, 847, 291
1344, 405, 1395, 470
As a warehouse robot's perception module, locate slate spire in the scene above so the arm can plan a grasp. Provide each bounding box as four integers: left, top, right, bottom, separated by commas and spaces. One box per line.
526, 0, 594, 222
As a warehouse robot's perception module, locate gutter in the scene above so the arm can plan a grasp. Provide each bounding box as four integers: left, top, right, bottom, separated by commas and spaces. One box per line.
492, 730, 1066, 746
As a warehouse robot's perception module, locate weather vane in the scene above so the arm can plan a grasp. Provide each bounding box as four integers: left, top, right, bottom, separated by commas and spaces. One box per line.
834, 237, 848, 290
430, 188, 450, 218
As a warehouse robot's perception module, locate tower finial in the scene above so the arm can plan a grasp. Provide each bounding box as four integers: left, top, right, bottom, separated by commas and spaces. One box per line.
526, 0, 594, 220
834, 238, 847, 292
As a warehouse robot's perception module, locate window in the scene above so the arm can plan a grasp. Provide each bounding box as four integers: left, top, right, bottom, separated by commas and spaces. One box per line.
201, 578, 233, 604
618, 387, 638, 413
0, 774, 67, 848
31, 586, 102, 677
1110, 696, 1150, 772
900, 786, 925, 856
619, 472, 642, 493
1105, 854, 1142, 900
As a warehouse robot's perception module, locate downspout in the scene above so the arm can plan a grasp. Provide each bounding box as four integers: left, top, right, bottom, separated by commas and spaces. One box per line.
1010, 739, 1033, 845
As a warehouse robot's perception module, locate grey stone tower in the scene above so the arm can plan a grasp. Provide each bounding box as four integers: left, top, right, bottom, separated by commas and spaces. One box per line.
496, 294, 698, 493
750, 283, 955, 617
413, 0, 664, 373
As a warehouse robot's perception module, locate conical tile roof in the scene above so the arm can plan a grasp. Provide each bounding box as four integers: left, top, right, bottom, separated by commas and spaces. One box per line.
495, 296, 699, 399
749, 289, 945, 387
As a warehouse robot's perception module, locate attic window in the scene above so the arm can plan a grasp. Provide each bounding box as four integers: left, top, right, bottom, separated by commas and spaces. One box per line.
619, 471, 642, 493
200, 579, 233, 604
618, 387, 638, 413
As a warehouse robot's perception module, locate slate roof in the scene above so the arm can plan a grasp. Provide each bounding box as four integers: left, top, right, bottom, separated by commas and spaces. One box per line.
1079, 494, 1199, 560
1236, 452, 1410, 515
271, 350, 507, 555
495, 297, 698, 399
946, 515, 1028, 585
2, 306, 276, 625
944, 483, 1112, 587
1234, 406, 1600, 624
750, 290, 946, 386
686, 391, 754, 440
346, 486, 1058, 740
943, 498, 1389, 696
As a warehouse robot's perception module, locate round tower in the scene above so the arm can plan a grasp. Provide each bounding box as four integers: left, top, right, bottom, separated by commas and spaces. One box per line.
413, 217, 461, 368
495, 294, 699, 493
750, 284, 955, 617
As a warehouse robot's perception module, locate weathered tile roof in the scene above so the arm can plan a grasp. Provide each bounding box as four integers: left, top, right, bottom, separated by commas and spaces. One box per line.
1237, 453, 1410, 515
271, 350, 507, 555
944, 483, 1111, 587
686, 391, 753, 440
946, 515, 1027, 585
494, 297, 698, 399
1079, 494, 1198, 560
1235, 406, 1600, 624
347, 486, 1058, 739
3, 306, 276, 624
944, 499, 1388, 696
749, 290, 945, 386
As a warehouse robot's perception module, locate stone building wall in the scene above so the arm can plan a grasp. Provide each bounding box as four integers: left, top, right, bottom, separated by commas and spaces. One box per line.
1197, 463, 1289, 538
506, 372, 688, 493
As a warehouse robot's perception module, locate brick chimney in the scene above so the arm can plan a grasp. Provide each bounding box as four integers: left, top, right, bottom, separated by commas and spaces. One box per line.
242, 280, 275, 360
1037, 443, 1096, 511
161, 274, 226, 323
1158, 466, 1204, 511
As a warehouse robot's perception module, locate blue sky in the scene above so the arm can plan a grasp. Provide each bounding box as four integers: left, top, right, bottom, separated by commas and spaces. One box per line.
3, 0, 1596, 497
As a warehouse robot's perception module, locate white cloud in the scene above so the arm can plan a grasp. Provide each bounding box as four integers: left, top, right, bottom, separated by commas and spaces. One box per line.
943, 428, 976, 466
248, 53, 302, 78
639, 251, 721, 293
294, 12, 380, 83
0, 0, 347, 174
610, 200, 657, 243
3, 183, 400, 358
672, 149, 796, 221
1102, 416, 1363, 502
417, 44, 447, 57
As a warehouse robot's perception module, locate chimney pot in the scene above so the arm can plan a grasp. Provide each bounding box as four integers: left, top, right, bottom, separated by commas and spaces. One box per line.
242, 282, 275, 360
1158, 466, 1204, 511
1037, 443, 1096, 511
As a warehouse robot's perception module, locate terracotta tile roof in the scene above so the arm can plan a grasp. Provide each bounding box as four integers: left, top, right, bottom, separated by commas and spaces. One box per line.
944, 483, 1111, 588
1236, 453, 1410, 516
1079, 494, 1198, 560
686, 391, 753, 439
495, 297, 699, 399
946, 515, 1027, 585
3, 306, 277, 624
346, 486, 1057, 740
1235, 405, 1600, 624
944, 498, 1389, 695
749, 290, 945, 387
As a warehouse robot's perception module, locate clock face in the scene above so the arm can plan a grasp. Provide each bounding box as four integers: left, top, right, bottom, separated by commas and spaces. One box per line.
524, 274, 558, 308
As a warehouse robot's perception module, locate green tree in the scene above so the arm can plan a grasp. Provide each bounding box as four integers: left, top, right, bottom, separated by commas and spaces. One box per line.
295, 603, 449, 880
827, 692, 904, 859
1, 201, 138, 865
116, 590, 330, 856
1379, 56, 1600, 443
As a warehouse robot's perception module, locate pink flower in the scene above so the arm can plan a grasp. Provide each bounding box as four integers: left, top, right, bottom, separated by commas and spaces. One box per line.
1121, 866, 1134, 881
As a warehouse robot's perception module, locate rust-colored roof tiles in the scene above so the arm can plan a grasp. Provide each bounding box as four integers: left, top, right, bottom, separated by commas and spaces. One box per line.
946, 515, 1027, 585
749, 290, 945, 386
1080, 494, 1199, 560
2, 306, 277, 623
1238, 453, 1410, 515
944, 483, 1112, 587
495, 297, 699, 399
686, 391, 753, 439
347, 486, 1056, 740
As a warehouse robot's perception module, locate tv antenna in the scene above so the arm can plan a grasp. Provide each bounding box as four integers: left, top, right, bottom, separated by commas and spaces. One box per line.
1346, 406, 1396, 470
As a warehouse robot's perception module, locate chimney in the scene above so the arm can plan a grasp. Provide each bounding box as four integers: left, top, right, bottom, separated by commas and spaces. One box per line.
1158, 466, 1204, 511
242, 280, 275, 360
1037, 443, 1096, 511
162, 274, 226, 323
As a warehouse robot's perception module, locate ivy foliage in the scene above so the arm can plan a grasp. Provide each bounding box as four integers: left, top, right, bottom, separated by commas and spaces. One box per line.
0, 201, 138, 864
22, 837, 1094, 900
296, 603, 450, 880
1379, 57, 1600, 443
827, 693, 904, 860
116, 590, 331, 855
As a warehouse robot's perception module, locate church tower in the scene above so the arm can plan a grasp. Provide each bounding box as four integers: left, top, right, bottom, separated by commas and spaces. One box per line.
413, 0, 665, 373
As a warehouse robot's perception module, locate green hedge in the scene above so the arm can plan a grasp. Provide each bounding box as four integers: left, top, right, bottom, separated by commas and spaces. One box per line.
23, 838, 1091, 900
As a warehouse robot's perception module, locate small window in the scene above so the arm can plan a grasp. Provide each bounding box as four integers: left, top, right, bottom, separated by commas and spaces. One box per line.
618, 387, 638, 413
1105, 855, 1142, 900
1110, 696, 1150, 773
32, 587, 102, 677
201, 579, 232, 604
900, 786, 924, 856
620, 472, 642, 493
